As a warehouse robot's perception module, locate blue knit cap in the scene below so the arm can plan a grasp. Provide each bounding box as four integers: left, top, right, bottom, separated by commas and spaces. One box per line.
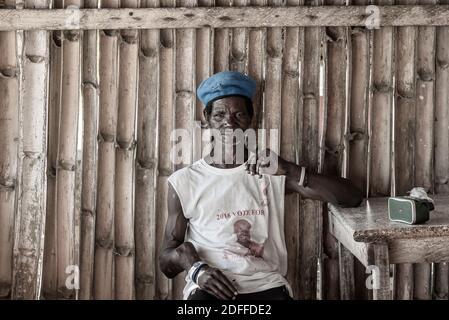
197, 71, 256, 107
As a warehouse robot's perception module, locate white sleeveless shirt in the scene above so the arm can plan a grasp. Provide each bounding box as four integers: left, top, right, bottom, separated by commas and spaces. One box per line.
167, 157, 291, 299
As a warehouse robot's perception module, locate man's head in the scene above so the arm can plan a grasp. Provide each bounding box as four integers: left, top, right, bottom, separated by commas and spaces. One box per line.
197, 71, 256, 132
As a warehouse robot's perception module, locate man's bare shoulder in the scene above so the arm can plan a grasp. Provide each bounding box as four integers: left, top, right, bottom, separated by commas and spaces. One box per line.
167, 160, 204, 182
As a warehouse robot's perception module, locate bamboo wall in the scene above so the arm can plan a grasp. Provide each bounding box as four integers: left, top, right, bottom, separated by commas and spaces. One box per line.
0, 1, 448, 300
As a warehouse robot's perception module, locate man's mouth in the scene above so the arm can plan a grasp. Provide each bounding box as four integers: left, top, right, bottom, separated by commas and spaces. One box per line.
221, 128, 237, 133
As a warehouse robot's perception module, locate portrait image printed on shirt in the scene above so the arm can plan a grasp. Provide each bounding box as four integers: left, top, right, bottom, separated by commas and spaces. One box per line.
219, 177, 274, 272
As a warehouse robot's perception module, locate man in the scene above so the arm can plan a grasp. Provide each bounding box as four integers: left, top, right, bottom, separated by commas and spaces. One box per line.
159, 71, 363, 300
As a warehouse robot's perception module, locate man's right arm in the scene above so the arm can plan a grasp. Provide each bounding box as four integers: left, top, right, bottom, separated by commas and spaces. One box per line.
159, 183, 238, 299
159, 183, 200, 278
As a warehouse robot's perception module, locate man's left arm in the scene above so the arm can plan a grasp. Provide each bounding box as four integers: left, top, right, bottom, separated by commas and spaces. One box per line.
283, 161, 363, 208
246, 149, 364, 208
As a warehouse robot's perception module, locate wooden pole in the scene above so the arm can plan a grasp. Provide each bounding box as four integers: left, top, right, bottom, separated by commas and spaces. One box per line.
415, 0, 435, 195
3, 6, 449, 31
337, 21, 357, 302
435, 1, 449, 193
54, 0, 82, 299
299, 0, 323, 300
194, 0, 213, 162
155, 0, 176, 299
434, 263, 448, 300
348, 0, 372, 300
248, 0, 266, 132
94, 0, 119, 300
348, 0, 370, 197
41, 0, 62, 298
263, 0, 284, 290
370, 243, 391, 300
134, 0, 160, 300
394, 1, 416, 197
114, 0, 139, 300
281, 0, 303, 299
369, 1, 394, 198
412, 0, 436, 301
322, 0, 349, 300
195, 0, 213, 111
435, 0, 449, 194
172, 0, 197, 300
338, 242, 355, 299
213, 0, 231, 72
434, 0, 449, 300
367, 0, 394, 300
79, 0, 99, 301
264, 0, 283, 154
74, 156, 82, 299
230, 0, 249, 73
394, 0, 416, 300
12, 0, 50, 300
323, 0, 347, 178
0, 0, 19, 299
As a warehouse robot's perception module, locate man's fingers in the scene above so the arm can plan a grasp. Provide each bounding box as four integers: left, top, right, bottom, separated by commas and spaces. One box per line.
247, 163, 256, 175
255, 148, 280, 176
247, 151, 272, 176
207, 283, 230, 300
213, 271, 238, 296
256, 148, 267, 160
204, 286, 225, 300
246, 161, 256, 175
259, 159, 270, 167
210, 278, 234, 299
201, 268, 238, 300
259, 158, 274, 175
247, 153, 257, 175
256, 160, 263, 178
223, 279, 238, 297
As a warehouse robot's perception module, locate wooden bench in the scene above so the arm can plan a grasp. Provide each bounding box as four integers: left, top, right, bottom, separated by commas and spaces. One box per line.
328, 195, 449, 299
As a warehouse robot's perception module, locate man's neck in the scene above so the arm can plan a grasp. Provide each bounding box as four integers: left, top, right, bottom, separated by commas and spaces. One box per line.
207, 144, 250, 169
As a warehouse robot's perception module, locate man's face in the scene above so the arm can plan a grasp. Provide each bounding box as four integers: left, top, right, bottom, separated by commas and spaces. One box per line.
205, 96, 252, 134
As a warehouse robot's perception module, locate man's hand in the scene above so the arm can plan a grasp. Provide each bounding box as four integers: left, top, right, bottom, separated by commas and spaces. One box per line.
196, 265, 238, 300
245, 148, 289, 177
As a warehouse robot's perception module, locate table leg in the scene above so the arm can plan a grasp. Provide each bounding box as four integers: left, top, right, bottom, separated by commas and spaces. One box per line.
369, 243, 391, 300
339, 243, 355, 299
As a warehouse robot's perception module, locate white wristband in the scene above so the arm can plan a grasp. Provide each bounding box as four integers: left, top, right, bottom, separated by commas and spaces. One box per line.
187, 261, 207, 284
298, 166, 306, 187
195, 269, 206, 285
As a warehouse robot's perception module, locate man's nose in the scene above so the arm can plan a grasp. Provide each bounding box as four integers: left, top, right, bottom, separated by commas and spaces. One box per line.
223, 114, 237, 128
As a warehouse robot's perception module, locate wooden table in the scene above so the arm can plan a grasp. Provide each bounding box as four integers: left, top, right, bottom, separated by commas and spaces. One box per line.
328, 195, 449, 300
